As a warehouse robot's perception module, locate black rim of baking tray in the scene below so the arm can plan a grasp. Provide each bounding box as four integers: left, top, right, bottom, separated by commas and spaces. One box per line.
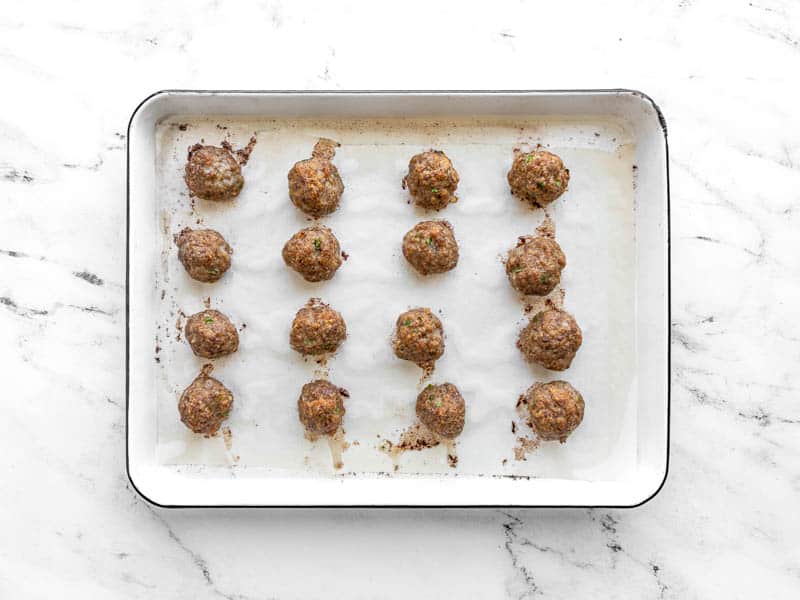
126, 89, 671, 510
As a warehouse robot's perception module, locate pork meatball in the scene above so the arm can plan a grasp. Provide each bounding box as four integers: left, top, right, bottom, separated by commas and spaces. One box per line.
416, 383, 466, 439
288, 139, 344, 217
290, 299, 346, 356
506, 235, 566, 295
403, 150, 459, 210
297, 379, 347, 436
282, 225, 343, 282
178, 364, 234, 435
518, 308, 582, 371
520, 380, 584, 442
184, 144, 244, 202
175, 228, 233, 283
507, 150, 569, 208
184, 309, 239, 359
392, 308, 445, 366
402, 220, 459, 275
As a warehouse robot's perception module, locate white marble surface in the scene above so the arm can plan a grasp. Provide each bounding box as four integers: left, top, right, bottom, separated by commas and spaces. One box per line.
1, 0, 798, 597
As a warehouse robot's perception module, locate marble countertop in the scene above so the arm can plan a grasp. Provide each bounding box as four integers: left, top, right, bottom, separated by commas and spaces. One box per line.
1, 0, 798, 597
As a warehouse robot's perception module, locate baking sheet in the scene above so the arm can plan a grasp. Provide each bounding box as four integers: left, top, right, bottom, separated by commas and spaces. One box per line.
153, 115, 637, 482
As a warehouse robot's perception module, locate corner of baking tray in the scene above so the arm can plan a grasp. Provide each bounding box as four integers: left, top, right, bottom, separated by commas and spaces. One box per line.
614, 88, 668, 138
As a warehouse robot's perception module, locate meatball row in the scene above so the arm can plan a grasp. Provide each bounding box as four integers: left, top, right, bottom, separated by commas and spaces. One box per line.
174, 218, 568, 287
184, 138, 569, 216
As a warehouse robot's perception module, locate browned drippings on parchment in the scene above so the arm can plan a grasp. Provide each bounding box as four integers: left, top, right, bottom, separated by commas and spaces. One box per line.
305, 427, 349, 470
221, 135, 258, 166
381, 421, 458, 470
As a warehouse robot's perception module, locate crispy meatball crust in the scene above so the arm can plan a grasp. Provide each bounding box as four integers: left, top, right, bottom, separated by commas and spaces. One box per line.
178, 364, 234, 435
416, 382, 466, 439
402, 220, 459, 275
282, 225, 343, 282
175, 228, 233, 283
518, 309, 582, 371
184, 144, 244, 202
297, 379, 347, 436
288, 139, 344, 217
521, 380, 584, 442
507, 150, 570, 208
290, 299, 347, 356
392, 308, 445, 365
506, 235, 566, 295
184, 309, 239, 359
403, 150, 459, 210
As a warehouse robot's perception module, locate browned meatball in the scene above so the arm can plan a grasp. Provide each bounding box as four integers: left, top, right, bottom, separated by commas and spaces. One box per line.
297, 379, 347, 436
184, 144, 244, 202
392, 308, 445, 366
178, 364, 234, 435
506, 235, 566, 296
416, 383, 466, 439
288, 139, 344, 217
175, 228, 232, 283
282, 225, 342, 282
518, 308, 582, 371
507, 150, 569, 208
403, 150, 459, 210
520, 380, 584, 442
402, 220, 459, 275
290, 299, 346, 356
184, 309, 239, 359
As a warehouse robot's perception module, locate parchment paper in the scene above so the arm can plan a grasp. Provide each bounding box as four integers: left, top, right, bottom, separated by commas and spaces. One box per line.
152, 115, 637, 482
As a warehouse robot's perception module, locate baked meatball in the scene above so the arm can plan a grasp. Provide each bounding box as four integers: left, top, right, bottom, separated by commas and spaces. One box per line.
297, 379, 347, 436
416, 383, 466, 439
506, 235, 566, 296
403, 150, 459, 210
184, 309, 239, 359
184, 144, 244, 202
290, 299, 346, 356
178, 364, 234, 435
402, 220, 459, 275
520, 380, 584, 442
392, 308, 445, 366
507, 149, 569, 208
175, 228, 232, 283
288, 139, 344, 217
282, 225, 343, 282
518, 308, 582, 371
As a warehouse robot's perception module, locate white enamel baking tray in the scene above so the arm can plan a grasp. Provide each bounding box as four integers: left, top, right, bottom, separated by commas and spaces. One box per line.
127, 91, 669, 507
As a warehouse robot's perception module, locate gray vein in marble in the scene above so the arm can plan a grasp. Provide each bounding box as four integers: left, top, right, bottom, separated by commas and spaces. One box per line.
674, 378, 725, 408
505, 511, 593, 570
745, 21, 799, 51
0, 296, 116, 319
0, 248, 39, 259
589, 511, 674, 597
671, 325, 704, 353
672, 159, 770, 263
143, 506, 254, 600
0, 296, 49, 317
501, 512, 541, 598
73, 270, 104, 286
1, 164, 35, 182
738, 144, 799, 173
748, 1, 785, 16
1, 249, 122, 288
62, 157, 104, 171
